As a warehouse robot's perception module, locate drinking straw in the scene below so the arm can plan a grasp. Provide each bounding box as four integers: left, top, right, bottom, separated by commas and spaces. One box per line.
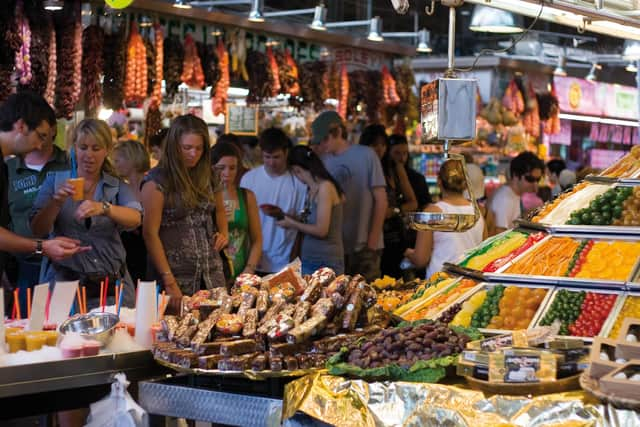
99, 281, 104, 309
117, 283, 124, 318
45, 289, 51, 323
70, 148, 77, 178
156, 284, 160, 319
14, 289, 21, 320
82, 287, 87, 315
159, 291, 166, 319
11, 296, 16, 320
27, 288, 32, 318
103, 276, 109, 312
114, 285, 119, 312
76, 287, 83, 315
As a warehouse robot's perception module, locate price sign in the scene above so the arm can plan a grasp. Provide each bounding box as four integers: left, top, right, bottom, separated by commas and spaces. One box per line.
225, 104, 259, 136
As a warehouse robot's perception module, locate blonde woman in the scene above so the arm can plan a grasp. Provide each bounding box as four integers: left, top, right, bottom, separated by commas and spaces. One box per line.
141, 115, 228, 309
31, 119, 142, 307
114, 140, 151, 282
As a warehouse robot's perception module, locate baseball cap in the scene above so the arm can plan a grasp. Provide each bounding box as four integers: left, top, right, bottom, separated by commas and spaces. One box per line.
310, 111, 343, 145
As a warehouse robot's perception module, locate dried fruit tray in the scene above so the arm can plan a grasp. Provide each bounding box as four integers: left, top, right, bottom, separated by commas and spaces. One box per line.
485, 235, 640, 289
435, 283, 554, 336
531, 287, 625, 342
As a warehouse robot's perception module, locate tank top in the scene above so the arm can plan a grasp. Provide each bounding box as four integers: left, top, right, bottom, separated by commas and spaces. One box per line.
226, 187, 249, 278
300, 198, 344, 265
426, 201, 485, 279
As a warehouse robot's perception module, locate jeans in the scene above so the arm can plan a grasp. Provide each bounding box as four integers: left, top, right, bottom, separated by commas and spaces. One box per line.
302, 257, 344, 276
16, 259, 42, 316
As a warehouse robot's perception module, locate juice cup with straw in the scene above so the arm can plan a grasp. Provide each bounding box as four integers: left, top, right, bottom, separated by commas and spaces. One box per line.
25, 332, 47, 351
6, 331, 26, 353
67, 177, 84, 201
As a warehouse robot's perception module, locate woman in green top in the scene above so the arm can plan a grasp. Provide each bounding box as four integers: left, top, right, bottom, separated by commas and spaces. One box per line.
212, 140, 262, 278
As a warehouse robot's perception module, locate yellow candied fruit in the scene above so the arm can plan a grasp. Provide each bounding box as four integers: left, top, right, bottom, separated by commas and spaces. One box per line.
609, 296, 640, 339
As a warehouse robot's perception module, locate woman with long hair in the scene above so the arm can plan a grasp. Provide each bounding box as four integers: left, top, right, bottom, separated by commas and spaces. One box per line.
31, 118, 142, 307
212, 141, 262, 278
276, 145, 344, 275
404, 159, 487, 278
141, 115, 228, 308
360, 125, 417, 278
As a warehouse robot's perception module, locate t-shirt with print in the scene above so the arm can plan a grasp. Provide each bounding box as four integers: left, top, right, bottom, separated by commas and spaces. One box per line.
323, 144, 386, 254
240, 165, 307, 273
489, 184, 521, 230
7, 146, 69, 239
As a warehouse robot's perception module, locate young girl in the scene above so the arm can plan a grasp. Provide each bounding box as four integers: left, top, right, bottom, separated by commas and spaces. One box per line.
31, 118, 141, 307
141, 115, 228, 310
212, 141, 262, 278
404, 159, 487, 278
276, 145, 344, 275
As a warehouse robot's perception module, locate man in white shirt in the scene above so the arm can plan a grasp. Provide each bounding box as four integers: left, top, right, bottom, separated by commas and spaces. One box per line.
240, 128, 306, 274
490, 151, 544, 234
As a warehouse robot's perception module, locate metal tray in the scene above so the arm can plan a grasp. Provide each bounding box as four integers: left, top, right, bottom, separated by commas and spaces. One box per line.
548, 224, 640, 236
0, 350, 155, 399
154, 357, 318, 381
434, 282, 554, 334
586, 175, 619, 185
489, 235, 637, 289
531, 287, 626, 342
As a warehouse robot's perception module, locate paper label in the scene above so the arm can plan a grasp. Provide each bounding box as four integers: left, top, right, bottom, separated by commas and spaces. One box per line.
27, 283, 50, 331
48, 281, 79, 327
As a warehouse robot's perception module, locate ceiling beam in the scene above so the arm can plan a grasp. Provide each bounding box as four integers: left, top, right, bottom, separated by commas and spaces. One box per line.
130, 0, 416, 56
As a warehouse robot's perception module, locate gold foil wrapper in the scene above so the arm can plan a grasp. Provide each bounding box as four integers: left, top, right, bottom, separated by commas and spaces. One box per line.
284, 373, 640, 426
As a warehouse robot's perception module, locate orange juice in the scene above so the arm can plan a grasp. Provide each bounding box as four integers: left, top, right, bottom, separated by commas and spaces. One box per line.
6, 332, 26, 353
67, 177, 85, 201
25, 332, 47, 351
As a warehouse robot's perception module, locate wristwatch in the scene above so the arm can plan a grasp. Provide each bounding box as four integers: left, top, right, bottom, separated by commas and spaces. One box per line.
34, 239, 43, 255
102, 201, 112, 215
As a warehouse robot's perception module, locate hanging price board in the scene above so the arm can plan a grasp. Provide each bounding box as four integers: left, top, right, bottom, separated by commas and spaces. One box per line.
225, 104, 259, 136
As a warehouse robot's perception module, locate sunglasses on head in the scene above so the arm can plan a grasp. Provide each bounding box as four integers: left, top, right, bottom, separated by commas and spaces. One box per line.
523, 175, 540, 183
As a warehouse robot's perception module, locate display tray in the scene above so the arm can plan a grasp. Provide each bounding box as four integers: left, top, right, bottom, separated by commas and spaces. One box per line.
0, 350, 155, 399
465, 373, 582, 396
155, 357, 319, 381
488, 235, 640, 289
580, 372, 640, 410
585, 175, 619, 185
442, 262, 486, 281
547, 224, 640, 236
531, 287, 626, 342
601, 292, 640, 339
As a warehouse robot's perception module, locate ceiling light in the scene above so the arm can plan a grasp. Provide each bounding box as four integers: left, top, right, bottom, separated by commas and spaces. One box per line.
211, 28, 222, 36
553, 55, 567, 76
310, 5, 327, 31
140, 15, 153, 28
173, 0, 192, 9
319, 46, 330, 57
626, 62, 638, 73
43, 0, 64, 10
469, 4, 524, 34
624, 40, 640, 60
585, 63, 599, 81
248, 0, 264, 22
416, 28, 432, 53
367, 16, 383, 42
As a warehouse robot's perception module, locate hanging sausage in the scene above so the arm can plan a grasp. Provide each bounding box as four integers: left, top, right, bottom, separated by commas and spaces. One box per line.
124, 22, 147, 105
81, 25, 104, 118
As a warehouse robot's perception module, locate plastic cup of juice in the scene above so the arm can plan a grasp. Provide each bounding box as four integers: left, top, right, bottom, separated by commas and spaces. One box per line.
43, 330, 59, 347
67, 177, 85, 201
25, 332, 47, 351
6, 331, 26, 353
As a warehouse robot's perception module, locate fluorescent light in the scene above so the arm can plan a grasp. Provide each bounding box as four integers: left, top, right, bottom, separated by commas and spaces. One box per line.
624, 40, 640, 60
140, 15, 152, 28
469, 4, 524, 33
43, 0, 64, 10
227, 87, 249, 97
417, 29, 432, 53
367, 16, 383, 42
173, 0, 192, 9
248, 0, 264, 22
310, 5, 327, 31
626, 62, 638, 73
559, 113, 638, 127
98, 108, 114, 121
319, 47, 330, 57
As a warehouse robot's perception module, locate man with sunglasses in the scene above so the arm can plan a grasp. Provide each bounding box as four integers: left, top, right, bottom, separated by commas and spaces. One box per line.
0, 92, 88, 289
490, 151, 545, 234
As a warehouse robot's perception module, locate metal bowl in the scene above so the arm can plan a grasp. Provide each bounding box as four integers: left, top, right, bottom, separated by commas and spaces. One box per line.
407, 212, 479, 232
58, 312, 120, 347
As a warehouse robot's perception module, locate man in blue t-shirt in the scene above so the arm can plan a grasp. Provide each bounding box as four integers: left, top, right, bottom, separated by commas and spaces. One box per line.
310, 111, 388, 281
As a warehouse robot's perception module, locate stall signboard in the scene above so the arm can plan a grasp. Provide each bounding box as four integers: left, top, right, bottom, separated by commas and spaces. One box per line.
554, 76, 603, 116
225, 103, 259, 136
548, 119, 572, 146
555, 76, 638, 120
330, 48, 389, 71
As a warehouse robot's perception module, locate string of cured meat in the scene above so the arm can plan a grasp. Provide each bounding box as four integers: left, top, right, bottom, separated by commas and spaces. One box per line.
70, 1, 82, 112
266, 46, 280, 97
54, 2, 81, 119
124, 22, 147, 105
212, 39, 229, 116
103, 30, 126, 110
337, 64, 349, 119
381, 65, 400, 106
81, 25, 104, 118
181, 33, 205, 89
21, 3, 50, 97
15, 0, 31, 86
